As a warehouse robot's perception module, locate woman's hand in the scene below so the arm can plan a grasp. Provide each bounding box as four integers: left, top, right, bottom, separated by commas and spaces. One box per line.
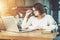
25, 9, 32, 17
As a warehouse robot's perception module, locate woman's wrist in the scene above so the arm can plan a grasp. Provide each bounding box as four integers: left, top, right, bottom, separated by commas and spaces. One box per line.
24, 15, 29, 19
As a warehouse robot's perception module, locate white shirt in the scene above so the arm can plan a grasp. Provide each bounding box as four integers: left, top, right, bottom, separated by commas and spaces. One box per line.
21, 14, 58, 31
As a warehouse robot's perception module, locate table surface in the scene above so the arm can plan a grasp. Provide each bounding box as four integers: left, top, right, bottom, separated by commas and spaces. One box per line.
0, 30, 58, 39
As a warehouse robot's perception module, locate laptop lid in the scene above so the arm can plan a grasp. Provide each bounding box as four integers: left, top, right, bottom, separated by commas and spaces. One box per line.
2, 16, 19, 32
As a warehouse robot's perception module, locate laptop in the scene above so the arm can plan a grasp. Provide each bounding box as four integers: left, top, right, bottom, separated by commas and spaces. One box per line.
2, 16, 33, 33
2, 16, 19, 32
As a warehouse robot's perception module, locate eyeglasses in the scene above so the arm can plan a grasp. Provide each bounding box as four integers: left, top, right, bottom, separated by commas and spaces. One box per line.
33, 10, 38, 12
30, 8, 38, 12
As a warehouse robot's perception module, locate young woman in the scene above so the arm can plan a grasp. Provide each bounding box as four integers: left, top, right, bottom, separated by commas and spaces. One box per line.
21, 3, 58, 31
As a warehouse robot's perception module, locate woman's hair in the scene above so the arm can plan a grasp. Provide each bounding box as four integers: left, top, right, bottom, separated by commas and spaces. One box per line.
33, 3, 45, 15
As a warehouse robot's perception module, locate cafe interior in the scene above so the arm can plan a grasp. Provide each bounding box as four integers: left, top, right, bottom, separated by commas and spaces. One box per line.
0, 0, 60, 40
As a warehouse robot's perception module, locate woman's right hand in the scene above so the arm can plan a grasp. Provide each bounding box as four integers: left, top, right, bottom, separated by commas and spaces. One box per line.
25, 9, 32, 17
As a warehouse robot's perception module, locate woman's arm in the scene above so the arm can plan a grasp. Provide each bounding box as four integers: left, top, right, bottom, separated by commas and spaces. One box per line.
43, 15, 58, 31
21, 9, 32, 30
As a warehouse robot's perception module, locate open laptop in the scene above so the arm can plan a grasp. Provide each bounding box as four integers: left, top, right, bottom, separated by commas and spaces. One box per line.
2, 16, 19, 32
2, 16, 33, 32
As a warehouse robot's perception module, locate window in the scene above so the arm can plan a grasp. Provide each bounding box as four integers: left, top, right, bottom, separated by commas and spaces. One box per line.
58, 11, 60, 24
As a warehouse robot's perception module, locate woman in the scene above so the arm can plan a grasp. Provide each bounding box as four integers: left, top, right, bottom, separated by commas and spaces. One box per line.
21, 3, 58, 31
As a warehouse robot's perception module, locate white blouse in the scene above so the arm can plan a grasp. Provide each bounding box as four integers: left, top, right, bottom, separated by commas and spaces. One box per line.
21, 14, 58, 31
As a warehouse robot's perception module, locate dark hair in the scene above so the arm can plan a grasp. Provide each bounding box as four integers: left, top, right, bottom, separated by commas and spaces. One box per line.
33, 3, 45, 15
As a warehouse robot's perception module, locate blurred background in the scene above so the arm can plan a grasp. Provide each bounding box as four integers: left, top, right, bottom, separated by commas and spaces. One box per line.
0, 0, 60, 32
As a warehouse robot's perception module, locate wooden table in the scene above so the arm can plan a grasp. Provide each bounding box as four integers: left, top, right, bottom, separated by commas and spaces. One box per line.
0, 30, 57, 40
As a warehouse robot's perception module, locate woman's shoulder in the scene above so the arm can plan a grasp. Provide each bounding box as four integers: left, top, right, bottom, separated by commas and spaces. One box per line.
45, 14, 53, 18
45, 14, 54, 21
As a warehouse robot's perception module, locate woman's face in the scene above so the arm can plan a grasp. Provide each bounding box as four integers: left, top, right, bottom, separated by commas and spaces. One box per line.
32, 7, 40, 16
